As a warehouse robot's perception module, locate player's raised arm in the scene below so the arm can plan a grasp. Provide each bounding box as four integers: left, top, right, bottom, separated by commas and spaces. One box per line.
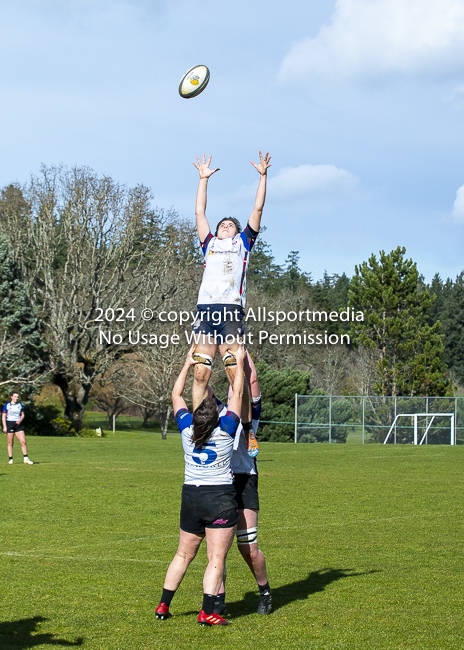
225, 344, 246, 416
193, 154, 220, 243
249, 151, 271, 233
172, 345, 199, 414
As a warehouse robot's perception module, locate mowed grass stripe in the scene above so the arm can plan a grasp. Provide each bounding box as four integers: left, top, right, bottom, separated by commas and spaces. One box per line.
1, 433, 463, 650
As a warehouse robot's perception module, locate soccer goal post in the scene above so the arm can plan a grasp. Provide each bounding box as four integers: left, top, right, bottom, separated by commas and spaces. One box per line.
383, 413, 455, 446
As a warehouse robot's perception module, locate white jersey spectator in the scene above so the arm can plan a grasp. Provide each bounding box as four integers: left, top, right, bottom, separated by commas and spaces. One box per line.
3, 401, 24, 421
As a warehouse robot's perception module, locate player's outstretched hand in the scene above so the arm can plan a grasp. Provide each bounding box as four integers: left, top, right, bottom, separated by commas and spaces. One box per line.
251, 151, 271, 176
193, 154, 220, 179
185, 344, 200, 366
227, 342, 246, 364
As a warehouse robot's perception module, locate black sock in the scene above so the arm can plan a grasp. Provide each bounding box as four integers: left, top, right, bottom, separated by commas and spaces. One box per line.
8, 456, 13, 461
160, 588, 175, 607
202, 594, 217, 615
258, 582, 271, 594
215, 592, 225, 604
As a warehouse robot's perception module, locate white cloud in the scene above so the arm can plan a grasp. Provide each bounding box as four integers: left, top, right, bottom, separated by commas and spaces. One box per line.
270, 164, 358, 200
446, 84, 464, 103
452, 184, 464, 223
231, 163, 358, 206
280, 0, 464, 81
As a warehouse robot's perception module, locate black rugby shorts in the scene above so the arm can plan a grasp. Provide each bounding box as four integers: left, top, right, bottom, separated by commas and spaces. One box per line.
180, 483, 238, 535
233, 473, 259, 511
6, 422, 24, 434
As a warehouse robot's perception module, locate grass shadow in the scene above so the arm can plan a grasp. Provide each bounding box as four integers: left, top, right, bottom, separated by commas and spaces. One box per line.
0, 617, 84, 649
227, 567, 381, 618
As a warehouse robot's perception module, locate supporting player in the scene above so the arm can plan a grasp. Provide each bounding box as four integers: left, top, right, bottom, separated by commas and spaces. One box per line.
2, 392, 33, 465
211, 352, 272, 615
155, 344, 246, 626
190, 152, 271, 456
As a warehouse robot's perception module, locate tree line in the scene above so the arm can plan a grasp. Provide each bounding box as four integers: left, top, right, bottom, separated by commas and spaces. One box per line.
0, 165, 461, 441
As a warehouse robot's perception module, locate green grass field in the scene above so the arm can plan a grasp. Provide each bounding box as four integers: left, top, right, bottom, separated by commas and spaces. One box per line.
1, 432, 463, 649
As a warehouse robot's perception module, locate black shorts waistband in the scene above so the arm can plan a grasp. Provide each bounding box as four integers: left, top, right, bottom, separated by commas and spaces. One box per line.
183, 483, 235, 492
196, 304, 245, 315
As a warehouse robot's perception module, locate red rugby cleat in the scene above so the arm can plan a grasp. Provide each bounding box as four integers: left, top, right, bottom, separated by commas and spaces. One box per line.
198, 610, 231, 626
155, 602, 172, 620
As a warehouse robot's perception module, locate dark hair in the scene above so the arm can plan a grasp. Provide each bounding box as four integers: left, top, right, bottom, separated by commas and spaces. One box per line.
215, 217, 241, 237
191, 397, 219, 447
10, 391, 19, 398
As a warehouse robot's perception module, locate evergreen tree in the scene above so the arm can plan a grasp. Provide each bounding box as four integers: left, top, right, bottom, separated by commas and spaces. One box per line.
428, 273, 444, 325
0, 234, 45, 396
349, 246, 452, 397
247, 231, 282, 296
440, 272, 464, 385
281, 251, 312, 293
310, 271, 351, 336
331, 273, 351, 311
312, 271, 333, 307
427, 273, 454, 326
255, 360, 311, 442
312, 271, 350, 311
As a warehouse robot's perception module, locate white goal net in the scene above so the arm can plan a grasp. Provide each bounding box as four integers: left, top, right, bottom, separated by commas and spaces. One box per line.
294, 395, 464, 445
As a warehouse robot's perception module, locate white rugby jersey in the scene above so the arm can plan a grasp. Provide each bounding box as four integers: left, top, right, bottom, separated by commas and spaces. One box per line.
2, 402, 23, 421
197, 224, 257, 308
175, 408, 240, 485
215, 396, 261, 476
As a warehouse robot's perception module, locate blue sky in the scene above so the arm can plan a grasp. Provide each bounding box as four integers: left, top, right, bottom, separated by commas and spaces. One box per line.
1, 0, 463, 282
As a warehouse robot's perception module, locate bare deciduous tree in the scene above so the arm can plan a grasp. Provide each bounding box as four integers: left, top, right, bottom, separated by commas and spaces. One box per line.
89, 364, 131, 428
2, 165, 198, 429
115, 322, 190, 438
348, 346, 380, 396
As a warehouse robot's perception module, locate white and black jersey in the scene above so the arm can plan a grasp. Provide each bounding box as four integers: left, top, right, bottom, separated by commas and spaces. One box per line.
175, 408, 240, 486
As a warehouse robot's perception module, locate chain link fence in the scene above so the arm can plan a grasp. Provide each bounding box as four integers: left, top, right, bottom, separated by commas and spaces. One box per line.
295, 395, 464, 444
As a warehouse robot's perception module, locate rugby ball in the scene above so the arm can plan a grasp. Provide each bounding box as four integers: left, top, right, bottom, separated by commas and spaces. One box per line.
178, 65, 210, 99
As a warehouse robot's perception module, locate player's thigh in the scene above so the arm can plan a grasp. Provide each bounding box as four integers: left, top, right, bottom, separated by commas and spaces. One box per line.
237, 508, 258, 531
176, 528, 204, 559
218, 340, 239, 358
14, 430, 26, 445
205, 525, 236, 559
6, 431, 15, 445
194, 340, 217, 358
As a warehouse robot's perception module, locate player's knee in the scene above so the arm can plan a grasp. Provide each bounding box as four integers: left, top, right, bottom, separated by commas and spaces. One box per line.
176, 549, 197, 564
236, 527, 258, 548
239, 543, 262, 568
193, 362, 211, 384
207, 549, 226, 564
